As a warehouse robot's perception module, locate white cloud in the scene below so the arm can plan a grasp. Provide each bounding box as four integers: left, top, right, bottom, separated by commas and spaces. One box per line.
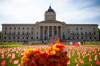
0, 0, 100, 31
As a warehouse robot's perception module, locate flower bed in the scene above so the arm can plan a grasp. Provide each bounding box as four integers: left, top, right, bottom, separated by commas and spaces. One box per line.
21, 40, 69, 66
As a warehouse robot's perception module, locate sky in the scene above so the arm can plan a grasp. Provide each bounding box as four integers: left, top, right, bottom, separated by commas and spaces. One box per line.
0, 0, 100, 31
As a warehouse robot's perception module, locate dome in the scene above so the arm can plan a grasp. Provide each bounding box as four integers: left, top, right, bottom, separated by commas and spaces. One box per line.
45, 6, 56, 21
46, 6, 55, 13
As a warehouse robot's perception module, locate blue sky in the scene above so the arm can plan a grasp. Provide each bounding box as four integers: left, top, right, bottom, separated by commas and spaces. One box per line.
0, 0, 100, 31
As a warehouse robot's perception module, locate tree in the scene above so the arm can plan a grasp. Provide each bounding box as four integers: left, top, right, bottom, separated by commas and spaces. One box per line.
0, 31, 3, 44
99, 28, 100, 41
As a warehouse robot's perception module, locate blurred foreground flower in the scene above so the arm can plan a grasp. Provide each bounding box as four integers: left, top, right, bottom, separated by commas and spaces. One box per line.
21, 39, 69, 66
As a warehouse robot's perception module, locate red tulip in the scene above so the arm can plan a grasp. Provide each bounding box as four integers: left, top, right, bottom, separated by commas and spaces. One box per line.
89, 55, 92, 62
9, 59, 12, 64
12, 53, 15, 59
1, 54, 5, 60
96, 60, 100, 66
1, 60, 5, 66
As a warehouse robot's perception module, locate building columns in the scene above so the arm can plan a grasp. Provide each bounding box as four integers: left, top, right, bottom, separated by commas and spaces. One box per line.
40, 26, 62, 41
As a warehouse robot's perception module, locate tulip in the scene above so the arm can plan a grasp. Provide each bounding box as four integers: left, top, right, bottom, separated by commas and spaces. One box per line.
89, 55, 92, 62
96, 60, 100, 66
94, 55, 97, 61
13, 60, 19, 64
9, 59, 12, 64
76, 63, 79, 66
1, 60, 5, 66
1, 53, 5, 60
12, 53, 15, 59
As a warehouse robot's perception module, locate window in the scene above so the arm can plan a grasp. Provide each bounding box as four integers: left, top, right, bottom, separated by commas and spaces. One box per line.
4, 37, 6, 39
77, 36, 79, 39
90, 37, 91, 39
9, 32, 11, 35
85, 32, 87, 35
23, 37, 24, 39
27, 27, 29, 29
89, 32, 91, 35
85, 37, 87, 39
73, 37, 74, 39
31, 27, 33, 30
77, 32, 79, 35
23, 27, 24, 30
45, 30, 47, 34
54, 31, 57, 35
17, 37, 19, 39
10, 27, 12, 29
5, 27, 7, 30
80, 27, 83, 30
22, 32, 24, 35
76, 27, 78, 30
40, 26, 43, 29
94, 32, 95, 35
37, 37, 38, 39
68, 37, 70, 40
14, 27, 16, 30
31, 37, 33, 39
81, 32, 83, 35
18, 32, 20, 35
9, 37, 11, 39
31, 32, 33, 34
18, 27, 20, 30
13, 37, 15, 39
44, 36, 46, 40
81, 37, 83, 39
5, 32, 6, 34
27, 32, 28, 35
93, 28, 95, 30
27, 37, 28, 39
94, 37, 96, 39
14, 32, 15, 35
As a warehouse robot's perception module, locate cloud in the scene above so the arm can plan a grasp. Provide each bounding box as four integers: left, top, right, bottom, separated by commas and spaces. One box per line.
0, 0, 100, 31
68, 0, 100, 9
56, 0, 100, 25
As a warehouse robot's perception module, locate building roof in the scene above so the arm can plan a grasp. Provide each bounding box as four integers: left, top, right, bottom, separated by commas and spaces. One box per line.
66, 24, 98, 26
46, 6, 55, 13
2, 24, 35, 26
36, 20, 66, 25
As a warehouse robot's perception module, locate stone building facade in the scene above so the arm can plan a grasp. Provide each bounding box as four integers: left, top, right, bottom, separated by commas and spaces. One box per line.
1, 6, 99, 43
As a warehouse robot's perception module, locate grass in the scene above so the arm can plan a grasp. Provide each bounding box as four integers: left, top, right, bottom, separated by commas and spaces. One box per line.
0, 42, 22, 48
82, 41, 100, 45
